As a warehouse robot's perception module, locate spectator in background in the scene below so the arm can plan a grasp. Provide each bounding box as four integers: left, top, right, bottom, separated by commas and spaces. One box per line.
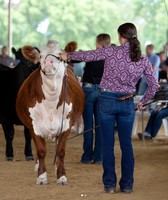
158, 51, 167, 81
0, 46, 15, 68
137, 44, 160, 95
146, 44, 160, 79
73, 62, 85, 80
159, 51, 167, 69
80, 33, 111, 164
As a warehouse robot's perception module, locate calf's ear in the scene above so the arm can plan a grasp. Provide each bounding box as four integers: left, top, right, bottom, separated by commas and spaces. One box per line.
21, 46, 40, 64
64, 41, 77, 52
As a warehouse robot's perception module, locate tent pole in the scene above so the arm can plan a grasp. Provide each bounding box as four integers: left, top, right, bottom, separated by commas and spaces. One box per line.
8, 0, 12, 56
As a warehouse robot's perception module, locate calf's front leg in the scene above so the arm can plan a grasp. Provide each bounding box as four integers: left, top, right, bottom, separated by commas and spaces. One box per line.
31, 133, 47, 185
55, 130, 70, 185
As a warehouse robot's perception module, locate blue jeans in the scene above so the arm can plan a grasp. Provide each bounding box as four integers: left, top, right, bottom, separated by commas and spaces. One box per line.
81, 83, 102, 163
145, 107, 168, 138
99, 91, 135, 190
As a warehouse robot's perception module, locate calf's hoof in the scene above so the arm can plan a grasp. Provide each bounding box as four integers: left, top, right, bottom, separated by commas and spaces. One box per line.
57, 175, 68, 185
36, 172, 48, 185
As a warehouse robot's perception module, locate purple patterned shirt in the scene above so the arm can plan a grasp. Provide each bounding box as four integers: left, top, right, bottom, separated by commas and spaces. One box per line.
68, 42, 159, 104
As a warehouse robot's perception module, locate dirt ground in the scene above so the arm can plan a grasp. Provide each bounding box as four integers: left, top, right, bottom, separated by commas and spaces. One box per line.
0, 116, 168, 200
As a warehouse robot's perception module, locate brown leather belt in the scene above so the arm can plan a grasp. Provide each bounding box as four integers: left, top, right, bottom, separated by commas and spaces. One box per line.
118, 93, 136, 102
101, 88, 136, 101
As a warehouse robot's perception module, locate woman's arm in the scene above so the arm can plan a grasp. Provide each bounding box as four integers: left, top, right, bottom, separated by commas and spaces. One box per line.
61, 46, 113, 62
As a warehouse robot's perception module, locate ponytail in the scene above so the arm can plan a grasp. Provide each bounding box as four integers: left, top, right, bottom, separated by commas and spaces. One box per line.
118, 22, 142, 62
129, 37, 142, 62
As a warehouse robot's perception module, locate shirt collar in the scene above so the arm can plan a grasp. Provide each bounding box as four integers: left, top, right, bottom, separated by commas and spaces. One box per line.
122, 42, 130, 50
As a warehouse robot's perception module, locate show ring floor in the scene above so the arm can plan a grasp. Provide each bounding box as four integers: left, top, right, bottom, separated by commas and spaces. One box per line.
0, 115, 168, 200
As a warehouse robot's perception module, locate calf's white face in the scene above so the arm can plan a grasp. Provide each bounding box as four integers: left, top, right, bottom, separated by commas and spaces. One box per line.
40, 41, 64, 77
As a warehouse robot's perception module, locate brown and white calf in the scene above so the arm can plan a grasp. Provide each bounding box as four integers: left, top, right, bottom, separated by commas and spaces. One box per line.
16, 41, 84, 185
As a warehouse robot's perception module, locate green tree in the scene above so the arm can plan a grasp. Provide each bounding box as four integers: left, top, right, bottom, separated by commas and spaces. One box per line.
0, 0, 167, 53
133, 0, 168, 52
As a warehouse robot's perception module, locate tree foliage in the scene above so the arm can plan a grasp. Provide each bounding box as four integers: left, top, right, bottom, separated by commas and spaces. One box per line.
0, 0, 167, 53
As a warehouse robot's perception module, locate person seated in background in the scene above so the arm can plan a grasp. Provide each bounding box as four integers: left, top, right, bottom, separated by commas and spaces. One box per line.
138, 57, 168, 141
138, 103, 168, 140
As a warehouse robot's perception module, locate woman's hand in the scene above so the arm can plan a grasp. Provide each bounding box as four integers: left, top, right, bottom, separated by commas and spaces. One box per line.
136, 102, 145, 110
60, 51, 68, 61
